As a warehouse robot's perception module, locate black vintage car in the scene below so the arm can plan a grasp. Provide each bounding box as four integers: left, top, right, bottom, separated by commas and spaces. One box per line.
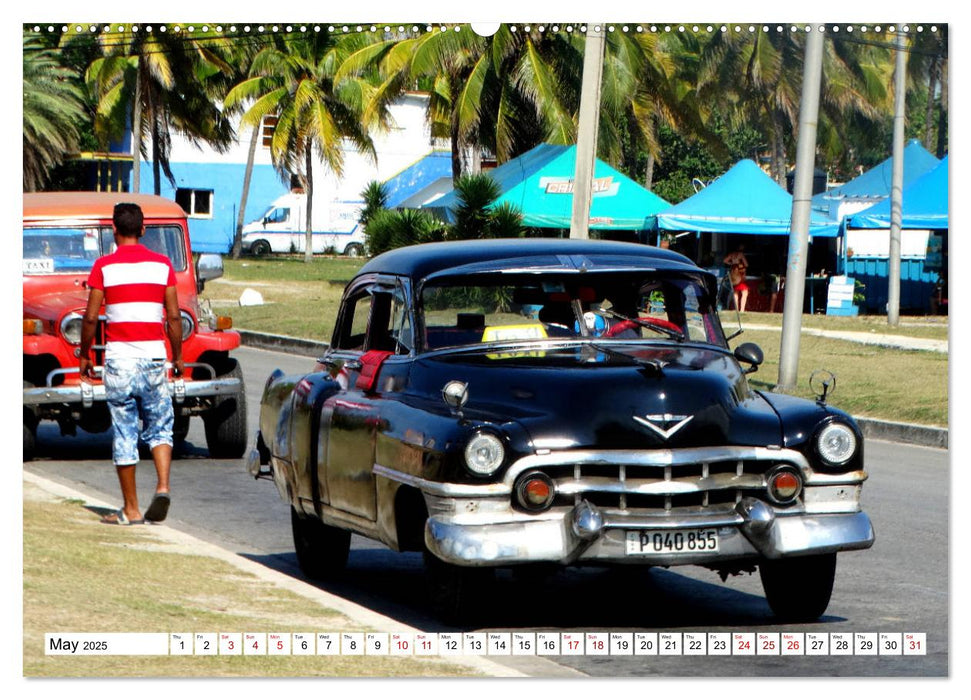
248, 238, 873, 621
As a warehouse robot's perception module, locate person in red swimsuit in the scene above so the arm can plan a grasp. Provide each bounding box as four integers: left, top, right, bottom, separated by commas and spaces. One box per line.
723, 244, 750, 312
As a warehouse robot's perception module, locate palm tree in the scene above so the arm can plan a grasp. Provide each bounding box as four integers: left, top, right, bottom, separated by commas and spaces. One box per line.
699, 28, 890, 185
23, 36, 87, 191
225, 31, 392, 262
79, 26, 234, 194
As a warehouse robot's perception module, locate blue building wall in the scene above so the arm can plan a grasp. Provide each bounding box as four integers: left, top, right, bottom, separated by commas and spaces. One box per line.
139, 162, 288, 254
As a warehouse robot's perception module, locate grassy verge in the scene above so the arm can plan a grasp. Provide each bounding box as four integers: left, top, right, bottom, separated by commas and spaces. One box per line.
730, 328, 948, 426
22, 482, 477, 678
202, 255, 948, 426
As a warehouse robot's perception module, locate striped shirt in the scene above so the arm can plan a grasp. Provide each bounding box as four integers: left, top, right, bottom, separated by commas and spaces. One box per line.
87, 244, 177, 360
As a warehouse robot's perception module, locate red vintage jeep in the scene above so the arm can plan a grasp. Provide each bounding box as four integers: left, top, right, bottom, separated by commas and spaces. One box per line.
23, 192, 247, 460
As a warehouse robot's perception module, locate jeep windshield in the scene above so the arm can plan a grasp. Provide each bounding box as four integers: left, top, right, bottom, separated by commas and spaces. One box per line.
22, 225, 188, 275
420, 272, 727, 351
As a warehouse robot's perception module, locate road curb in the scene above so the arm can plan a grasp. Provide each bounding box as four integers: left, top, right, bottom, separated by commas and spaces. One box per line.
238, 329, 328, 359
855, 417, 948, 449
23, 471, 584, 679
239, 331, 948, 450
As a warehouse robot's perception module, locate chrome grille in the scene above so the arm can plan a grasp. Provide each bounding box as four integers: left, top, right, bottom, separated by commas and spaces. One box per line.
507, 449, 805, 515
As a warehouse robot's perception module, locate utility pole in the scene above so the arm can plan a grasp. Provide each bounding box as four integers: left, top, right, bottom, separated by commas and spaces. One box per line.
570, 23, 605, 240
888, 28, 908, 326
777, 25, 825, 392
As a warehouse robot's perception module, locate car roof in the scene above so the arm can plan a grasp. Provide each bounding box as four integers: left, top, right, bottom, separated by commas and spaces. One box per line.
23, 192, 187, 221
358, 238, 705, 281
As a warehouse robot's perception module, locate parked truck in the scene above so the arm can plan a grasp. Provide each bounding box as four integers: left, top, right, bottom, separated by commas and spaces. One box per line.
240, 192, 366, 257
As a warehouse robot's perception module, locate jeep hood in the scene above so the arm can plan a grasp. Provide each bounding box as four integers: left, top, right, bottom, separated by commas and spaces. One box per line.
23, 285, 90, 321
409, 343, 782, 449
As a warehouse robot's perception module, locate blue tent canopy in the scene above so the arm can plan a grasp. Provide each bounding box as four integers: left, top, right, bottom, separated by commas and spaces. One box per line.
427, 143, 669, 230
813, 140, 939, 211
655, 159, 840, 237
847, 156, 949, 230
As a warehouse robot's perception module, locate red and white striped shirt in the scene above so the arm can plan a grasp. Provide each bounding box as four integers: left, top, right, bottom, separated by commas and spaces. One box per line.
87, 244, 177, 359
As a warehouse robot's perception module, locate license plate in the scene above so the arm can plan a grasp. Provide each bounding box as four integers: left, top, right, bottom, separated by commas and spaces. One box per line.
626, 529, 719, 555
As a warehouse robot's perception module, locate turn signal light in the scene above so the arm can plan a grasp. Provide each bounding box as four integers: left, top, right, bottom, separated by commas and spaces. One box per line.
766, 467, 803, 505
515, 472, 556, 512
23, 319, 44, 335
210, 315, 233, 331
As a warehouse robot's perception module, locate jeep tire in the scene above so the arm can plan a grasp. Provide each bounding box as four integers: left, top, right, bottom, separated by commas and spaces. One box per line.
23, 381, 38, 462
291, 507, 350, 580
759, 552, 837, 622
203, 360, 247, 458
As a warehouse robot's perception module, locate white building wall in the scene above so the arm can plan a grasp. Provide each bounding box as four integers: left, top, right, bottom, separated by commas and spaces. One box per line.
165, 92, 440, 199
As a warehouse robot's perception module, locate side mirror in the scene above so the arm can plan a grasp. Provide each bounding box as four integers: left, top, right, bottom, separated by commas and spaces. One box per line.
196, 253, 224, 293
734, 342, 764, 373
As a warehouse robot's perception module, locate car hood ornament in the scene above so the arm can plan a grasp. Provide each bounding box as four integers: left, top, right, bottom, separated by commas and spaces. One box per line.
633, 413, 694, 440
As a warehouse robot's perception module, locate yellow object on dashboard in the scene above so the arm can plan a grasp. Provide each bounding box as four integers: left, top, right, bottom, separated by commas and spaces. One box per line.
481, 323, 548, 343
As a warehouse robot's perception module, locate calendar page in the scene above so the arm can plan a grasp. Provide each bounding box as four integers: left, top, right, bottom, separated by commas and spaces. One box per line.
17, 1, 952, 693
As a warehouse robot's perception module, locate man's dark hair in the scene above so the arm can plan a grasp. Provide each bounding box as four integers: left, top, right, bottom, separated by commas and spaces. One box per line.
113, 202, 144, 238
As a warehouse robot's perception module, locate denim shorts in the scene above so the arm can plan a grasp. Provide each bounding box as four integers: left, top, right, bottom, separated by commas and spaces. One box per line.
103, 358, 173, 466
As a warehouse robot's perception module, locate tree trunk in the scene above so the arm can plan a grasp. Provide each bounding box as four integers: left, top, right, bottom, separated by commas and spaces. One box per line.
644, 153, 656, 190
936, 58, 948, 158
131, 68, 142, 193
152, 114, 162, 196
771, 125, 787, 187
450, 114, 462, 183
304, 144, 314, 264
232, 125, 259, 259
923, 55, 938, 151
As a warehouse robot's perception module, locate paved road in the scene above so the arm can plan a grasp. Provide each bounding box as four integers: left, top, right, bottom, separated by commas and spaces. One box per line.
24, 346, 949, 677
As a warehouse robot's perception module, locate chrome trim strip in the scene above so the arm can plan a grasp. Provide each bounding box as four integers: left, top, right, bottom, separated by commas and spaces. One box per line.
372, 464, 509, 498
554, 473, 765, 496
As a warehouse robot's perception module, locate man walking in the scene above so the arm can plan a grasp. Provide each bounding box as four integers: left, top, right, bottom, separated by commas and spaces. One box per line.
80, 202, 184, 525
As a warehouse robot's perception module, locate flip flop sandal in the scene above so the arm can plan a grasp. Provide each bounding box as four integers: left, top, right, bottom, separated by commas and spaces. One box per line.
144, 493, 171, 523
101, 509, 145, 526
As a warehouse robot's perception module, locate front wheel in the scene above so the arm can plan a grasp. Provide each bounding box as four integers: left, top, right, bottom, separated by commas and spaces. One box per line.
250, 239, 271, 256
759, 552, 837, 622
203, 360, 247, 458
344, 243, 364, 258
291, 507, 350, 580
423, 549, 494, 624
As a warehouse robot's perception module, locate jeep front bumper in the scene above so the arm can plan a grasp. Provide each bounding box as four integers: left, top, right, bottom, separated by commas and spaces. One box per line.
23, 363, 241, 408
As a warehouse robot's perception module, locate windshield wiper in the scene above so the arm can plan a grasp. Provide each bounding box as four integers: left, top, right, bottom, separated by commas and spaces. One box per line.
597, 307, 685, 341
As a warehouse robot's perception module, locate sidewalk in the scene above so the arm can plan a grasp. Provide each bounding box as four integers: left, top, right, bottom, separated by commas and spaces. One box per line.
745, 324, 948, 354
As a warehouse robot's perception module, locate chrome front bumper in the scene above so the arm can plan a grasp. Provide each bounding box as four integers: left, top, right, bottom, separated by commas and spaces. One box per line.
424, 499, 875, 567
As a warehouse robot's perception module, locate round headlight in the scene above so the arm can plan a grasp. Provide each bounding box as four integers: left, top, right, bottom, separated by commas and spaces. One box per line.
464, 432, 505, 476
816, 422, 858, 466
180, 311, 195, 341
59, 312, 83, 345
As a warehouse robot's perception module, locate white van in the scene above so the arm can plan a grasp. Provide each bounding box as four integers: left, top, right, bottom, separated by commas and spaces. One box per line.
241, 192, 366, 257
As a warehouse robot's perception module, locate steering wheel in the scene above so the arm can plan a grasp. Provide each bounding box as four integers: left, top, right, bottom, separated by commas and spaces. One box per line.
605, 316, 683, 338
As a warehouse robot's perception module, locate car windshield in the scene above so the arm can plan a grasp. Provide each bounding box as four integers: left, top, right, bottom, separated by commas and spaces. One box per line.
22, 225, 188, 275
420, 272, 726, 351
